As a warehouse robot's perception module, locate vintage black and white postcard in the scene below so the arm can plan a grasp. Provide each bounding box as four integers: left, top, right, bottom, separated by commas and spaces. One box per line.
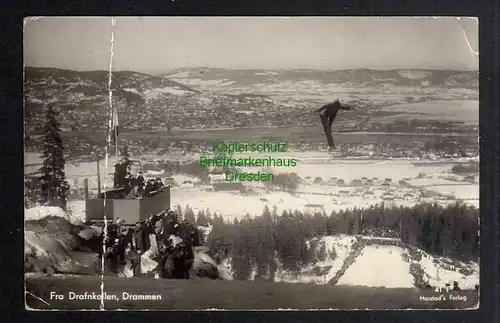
24, 16, 479, 310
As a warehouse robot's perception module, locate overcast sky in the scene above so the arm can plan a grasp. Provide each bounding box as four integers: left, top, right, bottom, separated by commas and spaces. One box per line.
24, 17, 478, 73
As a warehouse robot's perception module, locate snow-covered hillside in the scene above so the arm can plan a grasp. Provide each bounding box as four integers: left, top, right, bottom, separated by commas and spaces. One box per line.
163, 68, 478, 101
164, 68, 478, 91
24, 67, 282, 133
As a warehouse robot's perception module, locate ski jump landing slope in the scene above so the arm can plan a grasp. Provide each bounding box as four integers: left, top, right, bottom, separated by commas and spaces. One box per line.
337, 245, 415, 288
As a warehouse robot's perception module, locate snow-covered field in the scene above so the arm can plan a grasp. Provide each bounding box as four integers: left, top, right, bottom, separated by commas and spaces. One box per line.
167, 76, 476, 102
143, 87, 192, 99
424, 185, 479, 200
170, 155, 477, 216
380, 100, 478, 124
171, 186, 411, 219
168, 78, 237, 89
337, 245, 414, 288
175, 188, 297, 219
408, 177, 469, 187
266, 159, 452, 182
25, 151, 479, 218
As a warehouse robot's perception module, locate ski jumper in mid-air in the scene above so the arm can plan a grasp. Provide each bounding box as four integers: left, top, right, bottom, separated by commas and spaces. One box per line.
315, 100, 352, 149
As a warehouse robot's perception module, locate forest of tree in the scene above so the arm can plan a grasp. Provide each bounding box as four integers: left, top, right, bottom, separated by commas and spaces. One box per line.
175, 202, 479, 281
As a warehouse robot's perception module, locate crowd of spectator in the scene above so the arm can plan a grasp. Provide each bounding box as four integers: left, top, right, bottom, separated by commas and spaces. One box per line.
107, 157, 165, 199
102, 209, 203, 278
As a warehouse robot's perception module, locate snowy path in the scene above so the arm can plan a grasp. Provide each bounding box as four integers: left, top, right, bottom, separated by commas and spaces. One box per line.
337, 245, 414, 288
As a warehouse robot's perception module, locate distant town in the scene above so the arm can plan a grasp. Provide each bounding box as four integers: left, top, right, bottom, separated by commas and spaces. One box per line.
24, 134, 480, 163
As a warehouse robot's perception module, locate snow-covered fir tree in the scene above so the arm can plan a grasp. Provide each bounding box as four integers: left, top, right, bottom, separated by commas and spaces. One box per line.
38, 104, 70, 209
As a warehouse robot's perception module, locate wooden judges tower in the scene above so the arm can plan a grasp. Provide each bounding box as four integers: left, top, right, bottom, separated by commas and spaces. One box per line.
83, 178, 171, 224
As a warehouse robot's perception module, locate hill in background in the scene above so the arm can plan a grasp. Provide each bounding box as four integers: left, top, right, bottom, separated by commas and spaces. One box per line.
24, 67, 478, 135
162, 67, 478, 92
